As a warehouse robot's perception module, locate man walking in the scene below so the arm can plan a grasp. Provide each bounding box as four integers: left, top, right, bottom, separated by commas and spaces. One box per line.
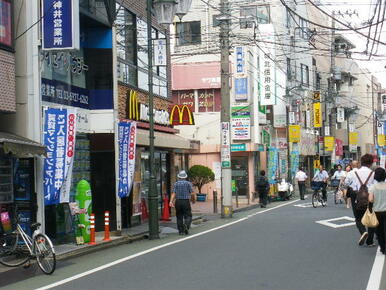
313, 165, 329, 203
345, 155, 375, 246
169, 170, 196, 235
295, 167, 307, 200
256, 170, 270, 208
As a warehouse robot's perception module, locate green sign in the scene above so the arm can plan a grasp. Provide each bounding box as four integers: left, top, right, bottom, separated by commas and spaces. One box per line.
231, 106, 250, 119
231, 144, 246, 152
222, 161, 230, 168
231, 180, 237, 192
262, 130, 270, 146
257, 144, 265, 152
259, 104, 266, 114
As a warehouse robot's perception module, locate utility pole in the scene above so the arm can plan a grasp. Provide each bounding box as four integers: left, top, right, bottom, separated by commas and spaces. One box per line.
372, 75, 377, 156
329, 12, 336, 164
219, 0, 232, 218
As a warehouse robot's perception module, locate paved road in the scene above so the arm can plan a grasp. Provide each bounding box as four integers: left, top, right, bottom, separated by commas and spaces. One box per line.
1, 195, 383, 290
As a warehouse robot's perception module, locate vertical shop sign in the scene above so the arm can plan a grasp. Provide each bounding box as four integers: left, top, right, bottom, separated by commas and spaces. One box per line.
43, 107, 77, 205
306, 111, 311, 128
289, 112, 296, 124
42, 0, 80, 50
349, 132, 358, 153
231, 106, 251, 140
378, 134, 386, 147
268, 148, 278, 184
118, 122, 137, 198
337, 108, 345, 123
324, 126, 330, 136
290, 150, 300, 179
335, 139, 344, 156
0, 0, 12, 48
259, 24, 276, 106
324, 136, 335, 151
313, 102, 322, 128
154, 39, 167, 66
221, 122, 231, 168
288, 125, 301, 143
262, 129, 271, 146
235, 46, 245, 74
235, 78, 248, 101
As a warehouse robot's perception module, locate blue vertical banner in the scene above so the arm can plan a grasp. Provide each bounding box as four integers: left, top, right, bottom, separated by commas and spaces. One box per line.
290, 150, 300, 179
118, 121, 137, 198
42, 0, 79, 50
267, 148, 278, 184
43, 107, 77, 205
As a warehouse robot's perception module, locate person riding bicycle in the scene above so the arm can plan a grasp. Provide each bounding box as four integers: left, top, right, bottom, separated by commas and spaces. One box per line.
313, 165, 329, 203
331, 164, 345, 187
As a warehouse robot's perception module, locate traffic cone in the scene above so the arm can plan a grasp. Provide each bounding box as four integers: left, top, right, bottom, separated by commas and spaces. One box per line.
89, 213, 96, 245
141, 198, 148, 221
160, 195, 171, 221
103, 211, 111, 241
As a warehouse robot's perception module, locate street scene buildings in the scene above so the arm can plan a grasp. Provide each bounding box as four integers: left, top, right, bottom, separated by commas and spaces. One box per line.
1, 0, 386, 289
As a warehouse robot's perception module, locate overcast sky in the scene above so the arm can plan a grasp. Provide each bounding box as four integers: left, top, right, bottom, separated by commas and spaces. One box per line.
321, 0, 386, 87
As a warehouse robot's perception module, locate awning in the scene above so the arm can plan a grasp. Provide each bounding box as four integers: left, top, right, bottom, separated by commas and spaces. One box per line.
136, 129, 193, 150
0, 132, 46, 157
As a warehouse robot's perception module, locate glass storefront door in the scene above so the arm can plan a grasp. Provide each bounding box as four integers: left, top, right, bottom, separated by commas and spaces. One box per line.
231, 156, 248, 196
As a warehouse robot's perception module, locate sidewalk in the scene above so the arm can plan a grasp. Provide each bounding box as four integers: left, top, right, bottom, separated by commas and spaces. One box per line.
192, 196, 261, 215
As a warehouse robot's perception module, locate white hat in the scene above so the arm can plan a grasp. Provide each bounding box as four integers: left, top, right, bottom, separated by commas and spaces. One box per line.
177, 170, 188, 179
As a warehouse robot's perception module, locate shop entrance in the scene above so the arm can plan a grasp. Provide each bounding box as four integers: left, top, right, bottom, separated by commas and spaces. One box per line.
231, 156, 248, 196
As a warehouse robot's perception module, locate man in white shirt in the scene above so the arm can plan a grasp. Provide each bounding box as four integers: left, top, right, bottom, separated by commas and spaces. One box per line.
313, 165, 329, 202
344, 155, 375, 246
295, 167, 307, 200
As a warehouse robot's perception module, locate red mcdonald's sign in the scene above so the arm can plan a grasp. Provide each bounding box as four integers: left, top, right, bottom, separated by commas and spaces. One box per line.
170, 105, 195, 126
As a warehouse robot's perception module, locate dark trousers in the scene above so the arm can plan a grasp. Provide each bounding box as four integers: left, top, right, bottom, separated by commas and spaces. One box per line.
321, 183, 327, 201
175, 199, 192, 234
298, 182, 306, 199
351, 192, 375, 244
375, 212, 386, 253
258, 190, 268, 207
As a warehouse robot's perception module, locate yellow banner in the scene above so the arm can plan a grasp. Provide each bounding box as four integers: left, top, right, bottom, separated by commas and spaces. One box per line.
313, 102, 322, 128
349, 132, 358, 145
314, 159, 320, 169
288, 125, 301, 143
324, 136, 335, 151
378, 134, 385, 147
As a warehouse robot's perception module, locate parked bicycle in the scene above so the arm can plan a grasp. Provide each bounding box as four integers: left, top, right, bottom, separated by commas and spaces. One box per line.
311, 181, 326, 208
0, 212, 56, 275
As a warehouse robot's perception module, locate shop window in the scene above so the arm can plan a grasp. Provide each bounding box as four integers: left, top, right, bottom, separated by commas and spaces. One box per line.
176, 21, 201, 46
0, 157, 13, 203
0, 0, 13, 50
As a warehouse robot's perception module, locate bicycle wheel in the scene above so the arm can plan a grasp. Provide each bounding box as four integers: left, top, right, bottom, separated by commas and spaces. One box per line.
34, 234, 56, 275
320, 194, 326, 207
0, 233, 29, 267
312, 191, 319, 208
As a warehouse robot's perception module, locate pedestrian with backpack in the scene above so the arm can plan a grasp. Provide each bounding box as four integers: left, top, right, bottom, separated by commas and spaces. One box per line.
345, 154, 375, 246
256, 170, 270, 208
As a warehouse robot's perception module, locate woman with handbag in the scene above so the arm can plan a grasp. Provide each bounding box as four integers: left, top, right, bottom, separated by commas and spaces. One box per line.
368, 167, 386, 254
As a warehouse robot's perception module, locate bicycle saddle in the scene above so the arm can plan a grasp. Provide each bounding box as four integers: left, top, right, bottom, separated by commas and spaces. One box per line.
31, 223, 41, 230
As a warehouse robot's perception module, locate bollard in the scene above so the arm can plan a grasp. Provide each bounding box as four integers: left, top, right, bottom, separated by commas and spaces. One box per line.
103, 211, 111, 241
89, 213, 96, 245
160, 195, 171, 221
213, 190, 218, 213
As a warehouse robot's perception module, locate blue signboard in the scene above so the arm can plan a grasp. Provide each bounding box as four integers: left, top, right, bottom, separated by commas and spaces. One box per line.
235, 78, 248, 101
231, 144, 246, 152
236, 47, 244, 73
43, 0, 79, 50
43, 108, 76, 205
268, 148, 278, 184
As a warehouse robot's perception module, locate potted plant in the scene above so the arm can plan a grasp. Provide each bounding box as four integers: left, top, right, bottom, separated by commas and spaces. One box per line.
188, 165, 215, 202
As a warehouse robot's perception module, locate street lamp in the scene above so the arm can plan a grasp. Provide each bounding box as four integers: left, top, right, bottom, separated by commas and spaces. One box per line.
147, 0, 192, 239
175, 0, 193, 20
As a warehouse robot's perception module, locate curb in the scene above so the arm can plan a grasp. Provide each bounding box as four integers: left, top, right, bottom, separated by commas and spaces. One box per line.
233, 203, 261, 213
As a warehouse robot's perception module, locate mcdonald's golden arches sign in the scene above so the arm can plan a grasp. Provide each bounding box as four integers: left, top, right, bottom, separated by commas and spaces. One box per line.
170, 105, 195, 126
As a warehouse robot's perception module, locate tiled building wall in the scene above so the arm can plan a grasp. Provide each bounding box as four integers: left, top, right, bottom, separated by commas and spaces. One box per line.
0, 50, 16, 112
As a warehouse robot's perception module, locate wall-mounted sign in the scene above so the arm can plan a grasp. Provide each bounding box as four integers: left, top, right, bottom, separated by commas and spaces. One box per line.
306, 110, 311, 128
289, 125, 301, 143
231, 144, 246, 152
154, 39, 167, 66
0, 0, 12, 48
42, 0, 80, 50
337, 107, 345, 123
378, 134, 385, 147
313, 91, 321, 101
127, 90, 170, 126
289, 112, 296, 124
41, 51, 89, 75
231, 118, 251, 140
349, 132, 358, 153
235, 46, 245, 74
170, 105, 195, 126
324, 136, 335, 151
42, 78, 90, 109
235, 78, 248, 101
262, 129, 271, 146
221, 122, 231, 168
313, 102, 322, 128
335, 139, 343, 156
324, 126, 330, 136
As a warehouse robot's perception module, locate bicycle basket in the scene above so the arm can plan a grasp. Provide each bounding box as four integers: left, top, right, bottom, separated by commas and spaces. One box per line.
311, 181, 323, 191
331, 179, 340, 187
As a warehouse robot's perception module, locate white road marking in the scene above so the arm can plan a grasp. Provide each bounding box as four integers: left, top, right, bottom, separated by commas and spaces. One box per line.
315, 216, 356, 229
36, 199, 300, 290
294, 203, 314, 208
366, 247, 385, 290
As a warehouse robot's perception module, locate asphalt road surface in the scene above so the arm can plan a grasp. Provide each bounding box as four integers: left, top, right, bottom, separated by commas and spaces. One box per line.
1, 194, 384, 290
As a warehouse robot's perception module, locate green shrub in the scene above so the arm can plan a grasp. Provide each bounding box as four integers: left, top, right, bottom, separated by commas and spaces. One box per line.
188, 165, 215, 194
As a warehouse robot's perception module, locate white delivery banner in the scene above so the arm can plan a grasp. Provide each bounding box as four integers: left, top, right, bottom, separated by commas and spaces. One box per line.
118, 121, 137, 198
259, 24, 276, 106
43, 107, 77, 205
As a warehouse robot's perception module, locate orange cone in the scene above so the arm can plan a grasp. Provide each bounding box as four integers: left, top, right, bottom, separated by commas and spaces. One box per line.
103, 211, 110, 241
160, 195, 171, 221
89, 213, 96, 245
141, 198, 148, 221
